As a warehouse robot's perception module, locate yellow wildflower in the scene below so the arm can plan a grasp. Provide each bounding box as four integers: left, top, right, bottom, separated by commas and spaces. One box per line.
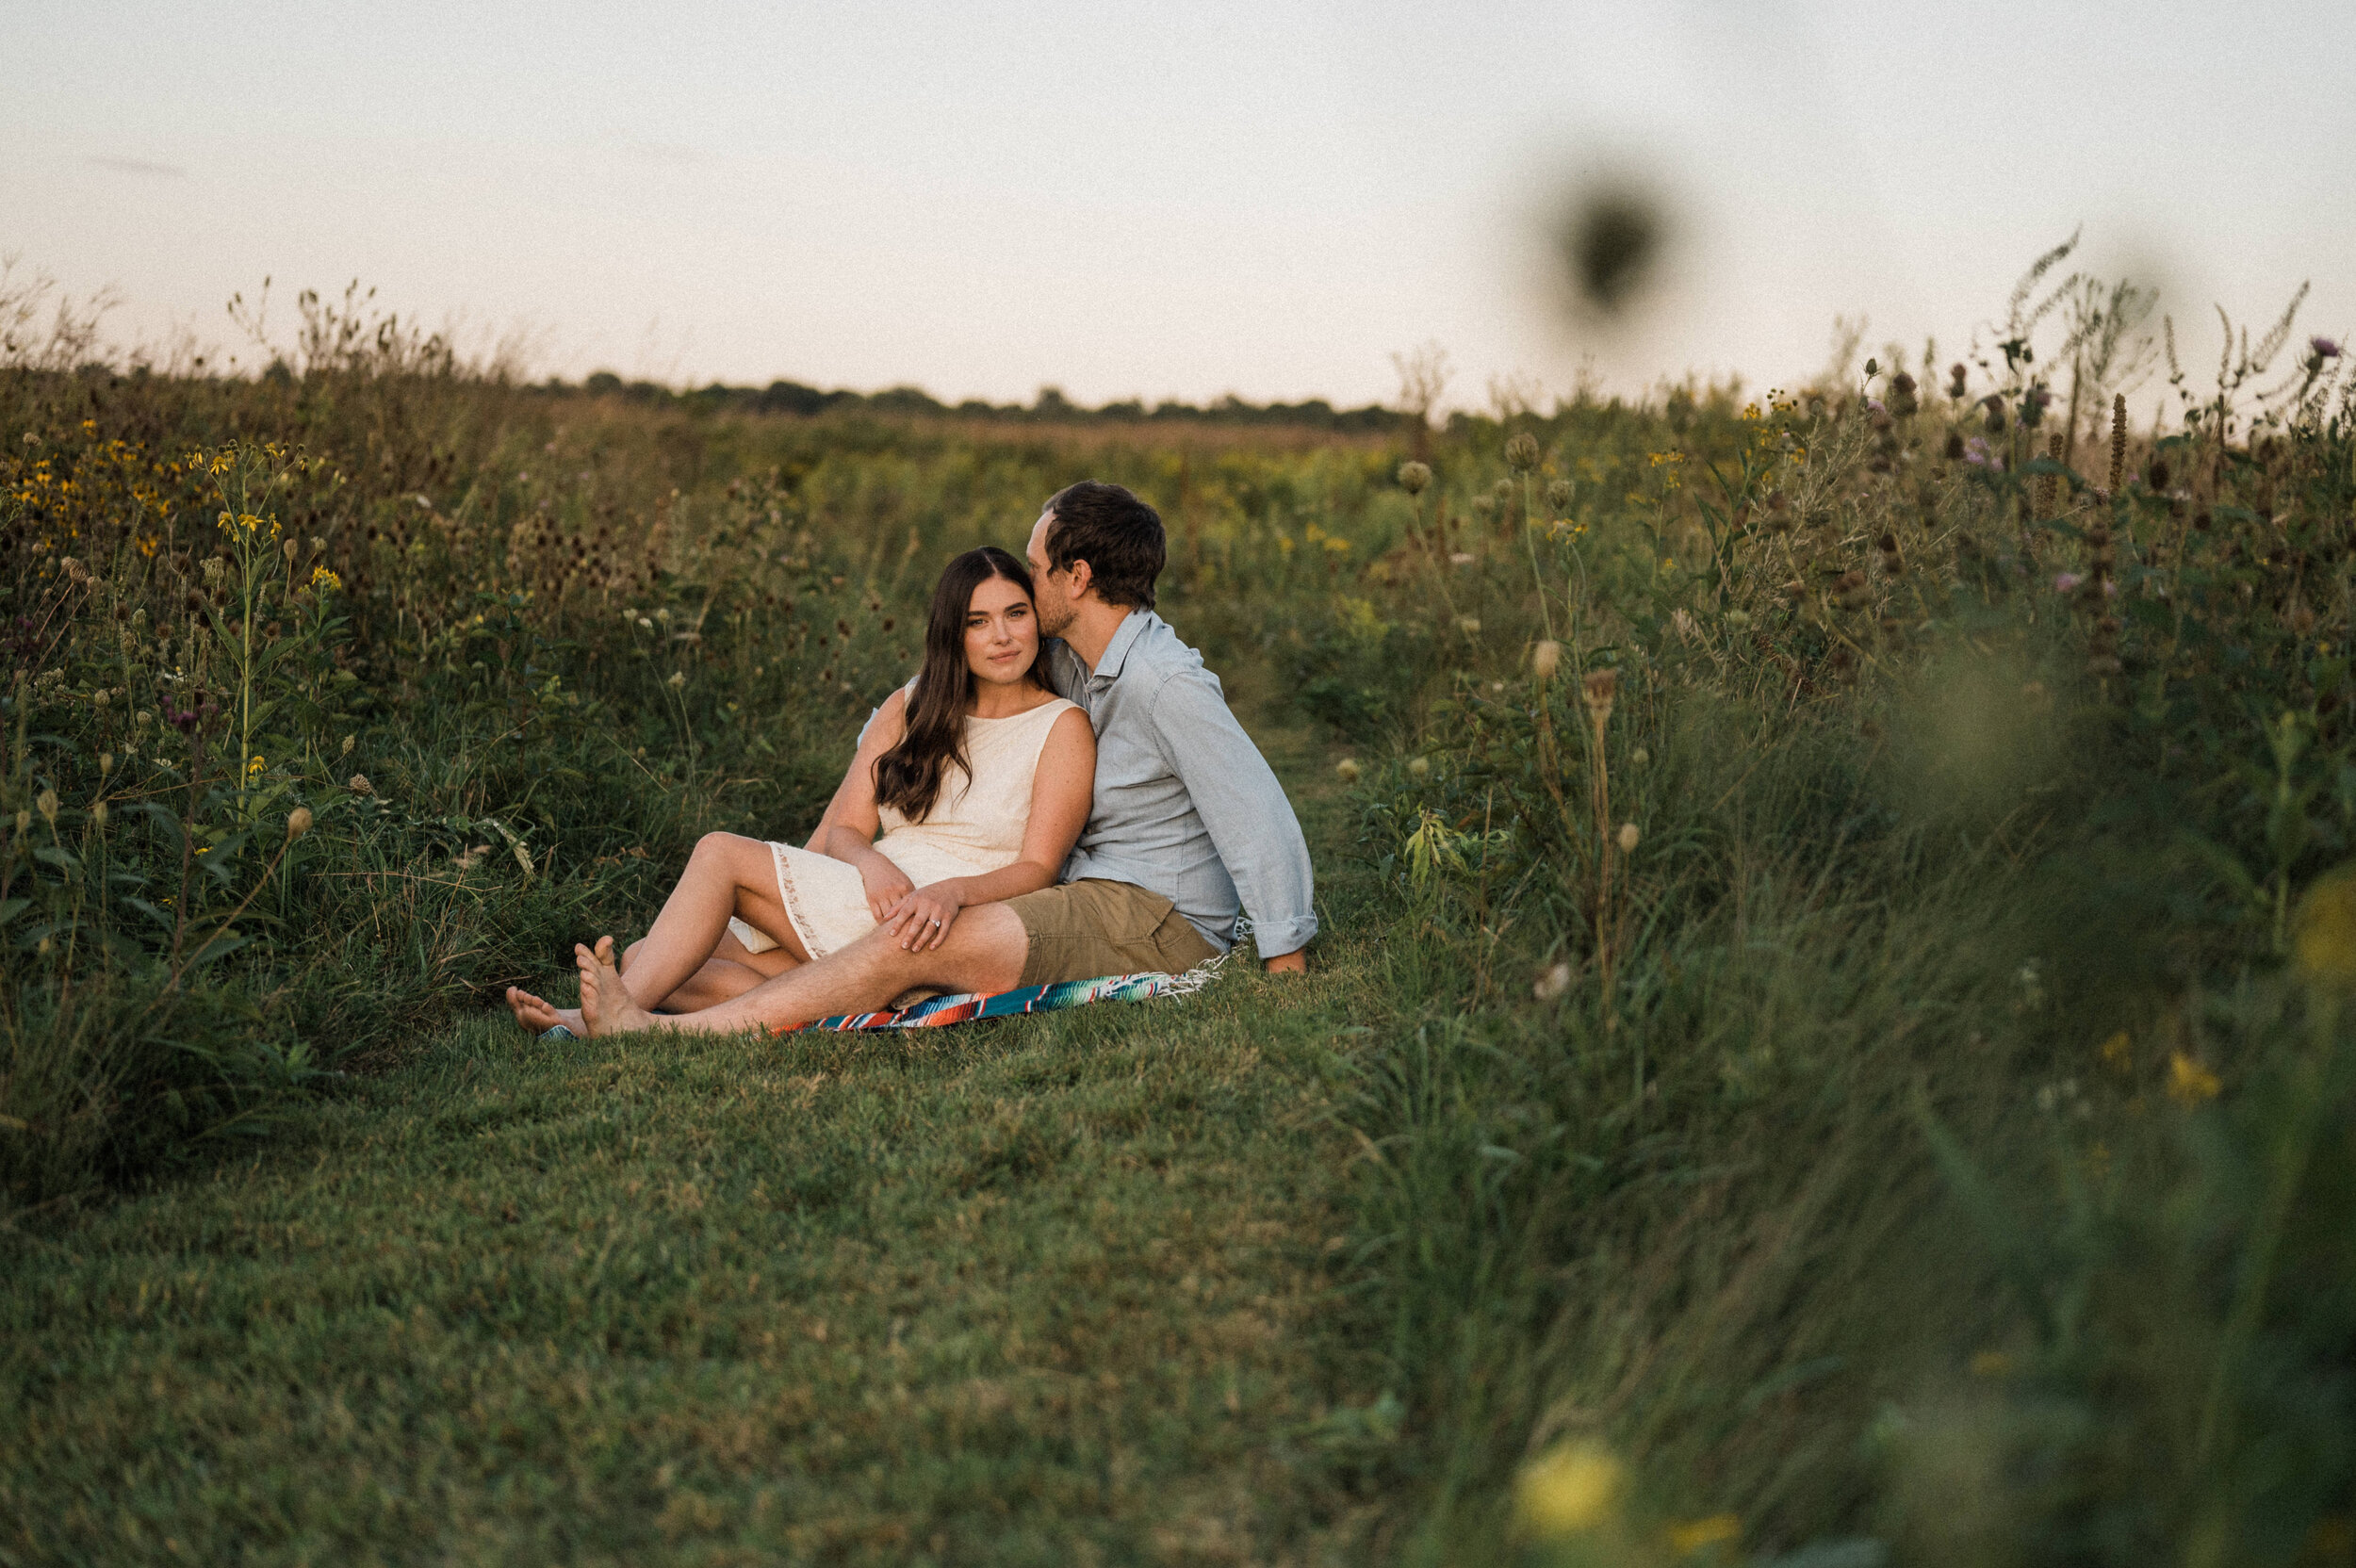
2098, 1032, 2133, 1074
2168, 1053, 2221, 1106
2292, 862, 2356, 989
1667, 1514, 1742, 1555
309, 564, 343, 592
1514, 1442, 1623, 1539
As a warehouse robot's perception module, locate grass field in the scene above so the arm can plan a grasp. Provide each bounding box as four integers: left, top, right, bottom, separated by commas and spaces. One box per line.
4, 255, 2355, 1565
5, 730, 1411, 1566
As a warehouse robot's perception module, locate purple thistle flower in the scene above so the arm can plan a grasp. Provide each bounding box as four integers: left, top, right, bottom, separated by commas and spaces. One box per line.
2053, 572, 2083, 594
2313, 335, 2343, 360
1964, 436, 2004, 471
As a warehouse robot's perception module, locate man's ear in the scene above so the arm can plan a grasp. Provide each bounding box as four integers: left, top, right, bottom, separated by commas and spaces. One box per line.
1066, 558, 1094, 600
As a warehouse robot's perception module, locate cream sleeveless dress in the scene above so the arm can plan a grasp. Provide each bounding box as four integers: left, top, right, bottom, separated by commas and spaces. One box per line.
728, 693, 1079, 961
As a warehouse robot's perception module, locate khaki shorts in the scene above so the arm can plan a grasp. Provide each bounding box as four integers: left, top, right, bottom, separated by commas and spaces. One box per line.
1004, 879, 1222, 985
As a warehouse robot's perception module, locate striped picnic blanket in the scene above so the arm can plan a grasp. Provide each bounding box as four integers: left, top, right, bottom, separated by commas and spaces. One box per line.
782, 963, 1218, 1033
535, 956, 1224, 1040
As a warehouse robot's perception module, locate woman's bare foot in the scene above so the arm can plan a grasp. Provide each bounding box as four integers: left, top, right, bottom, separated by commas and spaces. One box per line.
506, 987, 585, 1035
576, 937, 659, 1036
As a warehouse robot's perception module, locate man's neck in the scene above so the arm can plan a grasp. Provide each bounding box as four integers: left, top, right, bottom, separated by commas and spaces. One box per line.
1061, 601, 1138, 673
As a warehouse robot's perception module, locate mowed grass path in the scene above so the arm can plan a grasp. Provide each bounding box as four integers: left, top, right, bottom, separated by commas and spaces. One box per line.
3, 727, 1397, 1566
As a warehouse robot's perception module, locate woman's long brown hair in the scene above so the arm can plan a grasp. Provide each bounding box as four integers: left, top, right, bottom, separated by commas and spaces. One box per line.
872, 546, 1043, 822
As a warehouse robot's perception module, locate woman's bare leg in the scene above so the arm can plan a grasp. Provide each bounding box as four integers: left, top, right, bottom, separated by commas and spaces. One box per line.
505, 833, 805, 1033
617, 832, 807, 1007
622, 928, 799, 1012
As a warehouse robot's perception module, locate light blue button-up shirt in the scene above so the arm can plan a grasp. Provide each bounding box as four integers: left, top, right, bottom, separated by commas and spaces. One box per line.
1042, 611, 1317, 957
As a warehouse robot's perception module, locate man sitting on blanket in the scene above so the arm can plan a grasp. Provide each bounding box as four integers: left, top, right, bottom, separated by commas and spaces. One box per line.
573, 481, 1316, 1035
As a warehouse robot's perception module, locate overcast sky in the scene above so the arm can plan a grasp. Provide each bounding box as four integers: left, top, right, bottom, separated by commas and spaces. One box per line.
5, 0, 2350, 411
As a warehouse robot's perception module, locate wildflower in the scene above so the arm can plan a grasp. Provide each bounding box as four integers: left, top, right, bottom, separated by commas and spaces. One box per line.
1630, 747, 1649, 767
1334, 758, 1362, 783
1531, 639, 1562, 681
309, 564, 343, 592
1724, 608, 1752, 629
666, 670, 686, 687
2292, 862, 2356, 988
340, 734, 355, 757
1406, 757, 1431, 780
1458, 617, 1481, 636
35, 789, 57, 825
1546, 477, 1572, 511
2098, 1032, 2133, 1074
2313, 336, 2343, 361
286, 806, 314, 841
1448, 551, 1476, 566
1964, 436, 2003, 471
2168, 1052, 2221, 1106
2053, 572, 2084, 594
348, 774, 374, 796
1534, 962, 1572, 1001
247, 755, 267, 778
1667, 1515, 1742, 1555
1617, 822, 1640, 854
1504, 432, 1540, 472
1515, 1442, 1623, 1538
1396, 461, 1432, 496
90, 800, 107, 830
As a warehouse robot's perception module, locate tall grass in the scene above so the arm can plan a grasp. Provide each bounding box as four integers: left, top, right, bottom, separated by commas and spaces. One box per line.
5, 250, 2352, 1562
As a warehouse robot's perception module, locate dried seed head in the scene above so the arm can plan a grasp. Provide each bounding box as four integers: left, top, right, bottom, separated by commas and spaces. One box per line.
1581, 667, 1617, 722
1504, 432, 1541, 472
347, 773, 374, 796
1617, 822, 1640, 854
36, 789, 57, 825
1533, 962, 1572, 1002
1334, 758, 1362, 783
1397, 461, 1432, 497
1531, 639, 1562, 681
12, 809, 25, 836
1546, 477, 1573, 512
1407, 757, 1431, 780
99, 752, 113, 776
283, 537, 300, 562
286, 806, 314, 840
91, 800, 108, 829
1459, 616, 1482, 636
341, 733, 356, 757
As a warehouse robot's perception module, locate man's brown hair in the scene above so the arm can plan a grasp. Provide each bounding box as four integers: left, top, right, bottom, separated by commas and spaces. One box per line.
1042, 481, 1165, 610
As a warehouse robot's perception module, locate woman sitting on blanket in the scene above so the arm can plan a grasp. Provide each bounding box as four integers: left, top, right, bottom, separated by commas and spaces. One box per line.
504, 545, 1094, 1036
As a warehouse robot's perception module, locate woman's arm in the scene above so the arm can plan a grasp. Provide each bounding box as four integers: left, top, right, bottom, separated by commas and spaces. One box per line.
880, 706, 1096, 951
810, 689, 920, 921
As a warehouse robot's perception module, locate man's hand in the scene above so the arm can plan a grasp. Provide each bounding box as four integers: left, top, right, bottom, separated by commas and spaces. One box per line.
1263, 949, 1307, 974
859, 858, 917, 923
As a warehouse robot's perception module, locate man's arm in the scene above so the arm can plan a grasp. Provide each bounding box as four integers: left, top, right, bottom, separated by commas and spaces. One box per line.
1146, 672, 1317, 970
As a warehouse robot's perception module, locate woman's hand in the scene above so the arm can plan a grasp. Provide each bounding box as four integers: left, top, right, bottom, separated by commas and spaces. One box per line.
881, 881, 966, 952
859, 858, 916, 923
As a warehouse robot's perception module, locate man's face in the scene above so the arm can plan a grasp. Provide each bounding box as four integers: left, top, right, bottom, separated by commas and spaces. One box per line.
1025, 511, 1078, 637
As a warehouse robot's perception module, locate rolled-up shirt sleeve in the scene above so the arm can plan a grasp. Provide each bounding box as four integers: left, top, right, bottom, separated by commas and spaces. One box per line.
1144, 671, 1318, 957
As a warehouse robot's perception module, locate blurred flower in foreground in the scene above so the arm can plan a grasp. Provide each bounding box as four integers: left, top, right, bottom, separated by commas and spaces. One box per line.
1334, 758, 1361, 783
1534, 962, 1572, 1001
1515, 1441, 1623, 1538
2292, 862, 2356, 989
1666, 1514, 1741, 1555
1397, 461, 1432, 496
2168, 1052, 2221, 1106
2312, 336, 2343, 360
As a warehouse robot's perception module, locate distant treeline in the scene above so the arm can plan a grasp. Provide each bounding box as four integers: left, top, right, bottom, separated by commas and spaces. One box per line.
561, 371, 1403, 432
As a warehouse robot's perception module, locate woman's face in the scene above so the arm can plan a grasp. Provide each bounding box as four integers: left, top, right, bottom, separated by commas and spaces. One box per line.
963, 573, 1039, 687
